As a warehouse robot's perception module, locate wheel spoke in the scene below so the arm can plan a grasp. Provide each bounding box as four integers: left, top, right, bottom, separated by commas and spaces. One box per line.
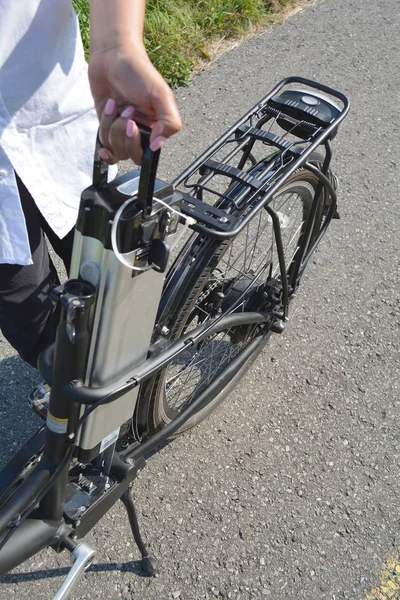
160, 176, 316, 417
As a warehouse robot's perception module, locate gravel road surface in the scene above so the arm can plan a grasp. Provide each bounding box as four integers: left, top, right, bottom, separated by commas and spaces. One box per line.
0, 0, 399, 598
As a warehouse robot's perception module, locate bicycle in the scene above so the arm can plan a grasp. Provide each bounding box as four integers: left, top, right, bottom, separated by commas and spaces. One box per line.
0, 77, 349, 599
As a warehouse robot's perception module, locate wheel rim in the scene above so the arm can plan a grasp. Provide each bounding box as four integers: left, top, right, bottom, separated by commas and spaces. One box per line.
159, 179, 316, 420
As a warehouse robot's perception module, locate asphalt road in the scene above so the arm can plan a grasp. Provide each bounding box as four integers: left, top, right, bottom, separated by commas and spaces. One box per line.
0, 0, 399, 598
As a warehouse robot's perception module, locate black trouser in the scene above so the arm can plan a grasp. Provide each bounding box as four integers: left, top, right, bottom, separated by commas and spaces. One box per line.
0, 175, 74, 368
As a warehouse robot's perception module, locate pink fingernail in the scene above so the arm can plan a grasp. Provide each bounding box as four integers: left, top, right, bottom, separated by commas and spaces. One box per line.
120, 106, 135, 118
99, 148, 110, 161
126, 120, 136, 138
150, 136, 166, 152
104, 98, 116, 116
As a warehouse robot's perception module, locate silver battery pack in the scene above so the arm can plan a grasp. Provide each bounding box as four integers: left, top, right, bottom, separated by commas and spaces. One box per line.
69, 170, 178, 457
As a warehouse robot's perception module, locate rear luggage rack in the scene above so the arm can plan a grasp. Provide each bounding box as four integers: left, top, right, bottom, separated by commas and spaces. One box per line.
173, 76, 349, 239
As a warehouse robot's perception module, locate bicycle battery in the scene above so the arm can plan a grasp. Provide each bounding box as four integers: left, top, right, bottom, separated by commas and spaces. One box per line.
70, 168, 180, 462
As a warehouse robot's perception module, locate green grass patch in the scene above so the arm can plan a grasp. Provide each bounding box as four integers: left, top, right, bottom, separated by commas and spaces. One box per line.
73, 0, 293, 86
73, 0, 90, 60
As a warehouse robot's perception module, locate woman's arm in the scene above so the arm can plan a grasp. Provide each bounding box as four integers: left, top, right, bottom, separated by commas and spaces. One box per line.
88, 0, 182, 164
90, 0, 146, 54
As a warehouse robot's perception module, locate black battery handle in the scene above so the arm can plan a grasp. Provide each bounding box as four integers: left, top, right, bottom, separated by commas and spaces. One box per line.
92, 125, 160, 219
92, 132, 109, 187
137, 123, 161, 218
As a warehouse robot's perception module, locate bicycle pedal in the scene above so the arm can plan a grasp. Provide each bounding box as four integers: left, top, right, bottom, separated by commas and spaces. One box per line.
28, 383, 50, 420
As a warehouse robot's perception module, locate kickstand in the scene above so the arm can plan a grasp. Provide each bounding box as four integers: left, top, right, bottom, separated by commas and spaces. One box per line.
120, 486, 158, 576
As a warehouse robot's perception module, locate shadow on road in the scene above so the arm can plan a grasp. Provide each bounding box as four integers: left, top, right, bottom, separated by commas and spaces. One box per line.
0, 355, 40, 466
0, 559, 148, 584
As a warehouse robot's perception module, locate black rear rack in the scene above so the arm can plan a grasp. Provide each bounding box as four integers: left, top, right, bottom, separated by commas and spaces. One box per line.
173, 76, 350, 240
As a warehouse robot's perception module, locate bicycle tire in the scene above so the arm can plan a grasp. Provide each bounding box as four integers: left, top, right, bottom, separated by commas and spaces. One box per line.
135, 159, 327, 438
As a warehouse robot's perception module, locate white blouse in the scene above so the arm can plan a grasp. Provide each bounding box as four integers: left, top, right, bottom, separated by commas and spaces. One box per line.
0, 0, 98, 265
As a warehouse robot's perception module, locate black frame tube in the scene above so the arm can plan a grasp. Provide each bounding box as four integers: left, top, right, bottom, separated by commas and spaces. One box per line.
62, 311, 271, 408
295, 161, 338, 276
0, 518, 59, 575
40, 280, 95, 520
289, 142, 333, 290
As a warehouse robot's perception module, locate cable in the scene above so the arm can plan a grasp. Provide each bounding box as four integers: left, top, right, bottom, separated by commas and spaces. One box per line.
110, 195, 195, 270
110, 195, 148, 271
153, 197, 196, 251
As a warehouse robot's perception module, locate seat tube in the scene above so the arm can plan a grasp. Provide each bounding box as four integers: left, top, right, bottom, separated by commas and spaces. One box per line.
40, 279, 96, 521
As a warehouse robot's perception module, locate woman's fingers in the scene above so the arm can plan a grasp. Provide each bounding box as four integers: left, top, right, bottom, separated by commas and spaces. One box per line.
148, 85, 182, 150
99, 99, 145, 164
98, 147, 118, 164
125, 119, 143, 165
99, 86, 181, 164
99, 98, 118, 158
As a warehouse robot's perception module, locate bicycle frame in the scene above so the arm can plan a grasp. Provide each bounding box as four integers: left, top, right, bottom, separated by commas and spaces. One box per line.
0, 77, 349, 598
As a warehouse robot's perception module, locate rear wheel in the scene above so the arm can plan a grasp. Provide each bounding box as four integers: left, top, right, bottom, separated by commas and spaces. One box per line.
135, 165, 326, 437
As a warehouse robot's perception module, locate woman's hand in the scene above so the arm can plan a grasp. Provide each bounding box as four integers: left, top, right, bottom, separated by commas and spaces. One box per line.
88, 41, 182, 164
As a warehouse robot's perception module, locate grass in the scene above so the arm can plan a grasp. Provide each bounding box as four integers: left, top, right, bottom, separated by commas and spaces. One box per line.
73, 0, 90, 60
73, 0, 295, 87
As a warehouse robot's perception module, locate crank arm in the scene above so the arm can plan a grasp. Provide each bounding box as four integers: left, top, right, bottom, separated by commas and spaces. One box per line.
53, 542, 95, 600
